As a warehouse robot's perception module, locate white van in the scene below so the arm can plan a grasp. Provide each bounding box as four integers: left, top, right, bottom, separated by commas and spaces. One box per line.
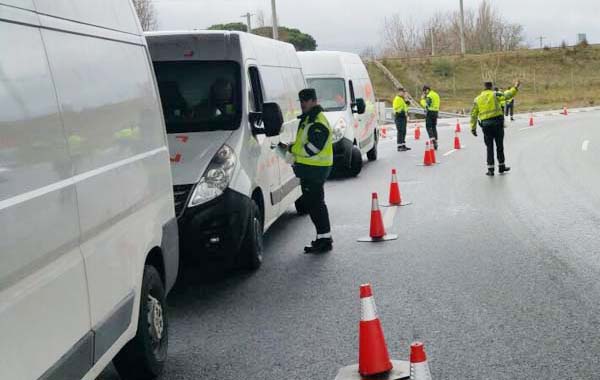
298, 51, 379, 176
0, 2, 178, 380
145, 31, 304, 270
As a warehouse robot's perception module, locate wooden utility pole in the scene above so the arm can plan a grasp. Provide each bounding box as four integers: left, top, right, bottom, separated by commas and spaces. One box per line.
271, 0, 279, 40
459, 0, 466, 54
241, 12, 253, 33
537, 36, 546, 49
431, 28, 435, 56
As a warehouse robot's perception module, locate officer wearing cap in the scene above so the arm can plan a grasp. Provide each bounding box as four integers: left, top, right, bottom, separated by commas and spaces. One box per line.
470, 80, 521, 176
420, 85, 441, 150
286, 88, 334, 253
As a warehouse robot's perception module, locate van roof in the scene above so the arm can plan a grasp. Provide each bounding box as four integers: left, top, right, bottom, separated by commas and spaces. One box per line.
145, 30, 301, 68
297, 51, 366, 78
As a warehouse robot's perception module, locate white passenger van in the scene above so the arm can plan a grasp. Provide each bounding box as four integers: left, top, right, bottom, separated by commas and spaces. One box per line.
0, 2, 178, 379
145, 31, 304, 270
298, 51, 379, 176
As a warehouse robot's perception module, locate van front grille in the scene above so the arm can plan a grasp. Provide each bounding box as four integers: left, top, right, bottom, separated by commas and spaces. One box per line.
173, 184, 193, 217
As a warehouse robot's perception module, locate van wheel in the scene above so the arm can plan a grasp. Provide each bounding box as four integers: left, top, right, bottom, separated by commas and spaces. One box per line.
113, 265, 168, 380
367, 132, 378, 161
240, 201, 264, 271
347, 146, 363, 177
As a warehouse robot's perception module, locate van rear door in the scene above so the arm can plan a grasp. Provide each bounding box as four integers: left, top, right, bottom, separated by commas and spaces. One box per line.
0, 17, 92, 379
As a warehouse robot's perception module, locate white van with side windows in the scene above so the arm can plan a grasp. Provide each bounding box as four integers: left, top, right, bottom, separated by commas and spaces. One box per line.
298, 51, 379, 176
145, 31, 304, 270
0, 2, 178, 379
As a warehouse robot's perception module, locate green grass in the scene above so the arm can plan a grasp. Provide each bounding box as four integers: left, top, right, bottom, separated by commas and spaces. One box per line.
368, 46, 600, 113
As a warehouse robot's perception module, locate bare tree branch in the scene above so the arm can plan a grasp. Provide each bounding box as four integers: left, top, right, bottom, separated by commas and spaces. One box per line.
132, 0, 158, 31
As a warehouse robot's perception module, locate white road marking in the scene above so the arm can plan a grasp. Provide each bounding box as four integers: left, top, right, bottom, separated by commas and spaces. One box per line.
519, 127, 534, 131
383, 205, 397, 230
443, 150, 456, 156
582, 140, 590, 151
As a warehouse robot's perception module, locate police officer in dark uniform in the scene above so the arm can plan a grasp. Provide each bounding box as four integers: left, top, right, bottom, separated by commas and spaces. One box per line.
286, 89, 334, 253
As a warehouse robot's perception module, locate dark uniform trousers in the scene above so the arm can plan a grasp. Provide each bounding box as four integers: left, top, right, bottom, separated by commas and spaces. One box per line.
395, 113, 407, 145
425, 111, 439, 140
481, 116, 505, 168
505, 100, 514, 118
300, 179, 331, 235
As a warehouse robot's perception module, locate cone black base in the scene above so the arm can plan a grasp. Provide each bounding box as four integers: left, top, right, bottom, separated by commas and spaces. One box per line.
357, 234, 399, 242
334, 360, 410, 380
381, 201, 413, 208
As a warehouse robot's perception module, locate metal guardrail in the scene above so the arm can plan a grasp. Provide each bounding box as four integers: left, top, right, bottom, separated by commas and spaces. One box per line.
381, 107, 465, 124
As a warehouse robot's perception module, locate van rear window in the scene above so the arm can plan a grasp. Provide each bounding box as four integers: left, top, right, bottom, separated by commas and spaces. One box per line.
306, 78, 347, 112
153, 61, 241, 133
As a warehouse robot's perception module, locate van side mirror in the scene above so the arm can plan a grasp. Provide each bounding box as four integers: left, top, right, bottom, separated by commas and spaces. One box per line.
353, 98, 366, 114
262, 102, 284, 137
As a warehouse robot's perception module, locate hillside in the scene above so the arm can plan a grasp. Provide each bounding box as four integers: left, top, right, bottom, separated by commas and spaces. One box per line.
367, 46, 600, 113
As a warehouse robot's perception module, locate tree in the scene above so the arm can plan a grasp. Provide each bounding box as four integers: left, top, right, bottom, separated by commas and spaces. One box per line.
208, 22, 248, 32
132, 0, 158, 31
255, 9, 266, 28
252, 26, 317, 51
380, 1, 524, 57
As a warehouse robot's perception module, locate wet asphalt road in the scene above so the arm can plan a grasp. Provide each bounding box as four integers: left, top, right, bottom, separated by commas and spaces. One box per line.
100, 108, 600, 379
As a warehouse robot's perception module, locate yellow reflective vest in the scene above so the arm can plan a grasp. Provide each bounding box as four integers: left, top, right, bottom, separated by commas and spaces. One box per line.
420, 90, 440, 112
393, 95, 409, 115
470, 87, 518, 130
291, 110, 333, 167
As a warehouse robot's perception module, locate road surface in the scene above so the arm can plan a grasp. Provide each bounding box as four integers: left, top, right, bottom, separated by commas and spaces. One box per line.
100, 108, 600, 379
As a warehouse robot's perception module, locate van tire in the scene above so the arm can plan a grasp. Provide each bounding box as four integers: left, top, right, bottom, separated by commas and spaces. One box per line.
366, 132, 378, 161
347, 146, 363, 177
240, 201, 264, 271
113, 265, 168, 380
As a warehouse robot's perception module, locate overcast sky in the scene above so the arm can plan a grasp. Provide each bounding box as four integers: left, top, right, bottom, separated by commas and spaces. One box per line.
153, 0, 599, 52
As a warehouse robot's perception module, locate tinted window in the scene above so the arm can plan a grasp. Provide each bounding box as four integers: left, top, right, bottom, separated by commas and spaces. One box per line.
154, 61, 242, 133
306, 78, 347, 112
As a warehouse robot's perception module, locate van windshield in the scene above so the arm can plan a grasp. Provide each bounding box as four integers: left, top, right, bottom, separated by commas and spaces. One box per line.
306, 78, 347, 112
153, 61, 242, 133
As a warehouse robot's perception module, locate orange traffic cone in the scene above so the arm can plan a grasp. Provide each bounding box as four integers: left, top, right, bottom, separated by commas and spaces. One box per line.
562, 106, 568, 116
410, 342, 432, 380
389, 169, 402, 206
455, 119, 461, 133
369, 193, 385, 239
358, 193, 398, 242
381, 126, 388, 138
359, 284, 393, 377
454, 132, 461, 150
423, 141, 433, 166
430, 140, 437, 164
529, 114, 534, 127
415, 125, 421, 140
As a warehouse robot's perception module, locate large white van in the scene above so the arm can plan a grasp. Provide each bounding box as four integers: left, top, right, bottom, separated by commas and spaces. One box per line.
0, 2, 178, 379
298, 51, 379, 176
145, 31, 304, 270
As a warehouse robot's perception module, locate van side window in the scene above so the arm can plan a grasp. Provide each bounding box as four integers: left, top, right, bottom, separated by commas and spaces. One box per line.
248, 66, 264, 112
349, 80, 357, 104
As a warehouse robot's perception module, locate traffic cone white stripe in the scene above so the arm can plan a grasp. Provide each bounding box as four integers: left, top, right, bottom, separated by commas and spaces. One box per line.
371, 197, 380, 211
360, 296, 378, 322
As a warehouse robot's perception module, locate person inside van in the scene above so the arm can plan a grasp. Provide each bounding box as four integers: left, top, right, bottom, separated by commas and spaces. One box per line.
207, 77, 236, 118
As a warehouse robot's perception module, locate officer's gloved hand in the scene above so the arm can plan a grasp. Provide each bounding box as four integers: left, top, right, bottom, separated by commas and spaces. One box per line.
471, 129, 478, 137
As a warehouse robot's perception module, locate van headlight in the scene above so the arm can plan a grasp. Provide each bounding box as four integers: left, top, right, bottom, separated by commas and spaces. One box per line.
188, 145, 237, 207
332, 118, 347, 142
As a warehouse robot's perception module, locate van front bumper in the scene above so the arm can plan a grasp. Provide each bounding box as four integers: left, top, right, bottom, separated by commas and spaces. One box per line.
333, 137, 353, 168
177, 189, 251, 262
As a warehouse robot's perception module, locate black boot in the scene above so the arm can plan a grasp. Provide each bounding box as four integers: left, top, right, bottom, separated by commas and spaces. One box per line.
499, 165, 511, 174
486, 168, 495, 176
433, 140, 438, 150
304, 238, 333, 254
